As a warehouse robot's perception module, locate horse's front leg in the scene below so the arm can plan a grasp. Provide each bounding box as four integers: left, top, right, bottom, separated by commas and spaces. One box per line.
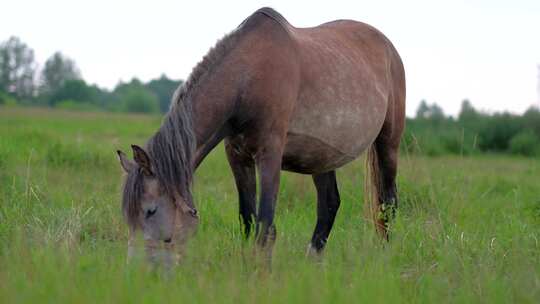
254, 140, 284, 263
225, 138, 257, 238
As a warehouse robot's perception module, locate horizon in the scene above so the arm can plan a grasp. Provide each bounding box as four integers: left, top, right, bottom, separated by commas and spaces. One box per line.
1, 0, 539, 116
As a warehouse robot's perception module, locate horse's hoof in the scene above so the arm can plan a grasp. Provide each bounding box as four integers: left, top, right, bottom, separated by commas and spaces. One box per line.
305, 244, 323, 259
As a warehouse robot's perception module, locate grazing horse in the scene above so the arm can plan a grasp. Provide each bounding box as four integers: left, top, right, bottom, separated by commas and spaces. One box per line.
117, 7, 405, 265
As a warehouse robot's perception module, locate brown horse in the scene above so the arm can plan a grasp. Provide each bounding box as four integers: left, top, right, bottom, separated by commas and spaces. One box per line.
117, 7, 405, 265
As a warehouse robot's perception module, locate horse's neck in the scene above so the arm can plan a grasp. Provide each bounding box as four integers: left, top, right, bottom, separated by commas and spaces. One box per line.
190, 66, 239, 167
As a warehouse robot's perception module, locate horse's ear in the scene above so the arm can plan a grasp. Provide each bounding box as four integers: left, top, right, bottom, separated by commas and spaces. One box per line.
131, 145, 153, 176
174, 193, 198, 218
117, 150, 135, 173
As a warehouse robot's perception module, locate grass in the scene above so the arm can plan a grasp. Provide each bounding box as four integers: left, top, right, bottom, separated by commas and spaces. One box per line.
0, 106, 539, 303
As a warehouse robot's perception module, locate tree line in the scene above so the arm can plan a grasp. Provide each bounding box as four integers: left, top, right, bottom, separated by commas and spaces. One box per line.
404, 100, 540, 157
0, 36, 181, 113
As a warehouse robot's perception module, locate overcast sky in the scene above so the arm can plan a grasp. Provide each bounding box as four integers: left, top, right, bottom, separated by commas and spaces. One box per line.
1, 0, 539, 116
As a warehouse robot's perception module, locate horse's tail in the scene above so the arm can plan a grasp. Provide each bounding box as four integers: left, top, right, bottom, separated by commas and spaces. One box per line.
364, 143, 387, 240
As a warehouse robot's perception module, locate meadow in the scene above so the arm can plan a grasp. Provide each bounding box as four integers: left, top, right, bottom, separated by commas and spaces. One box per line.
0, 106, 539, 303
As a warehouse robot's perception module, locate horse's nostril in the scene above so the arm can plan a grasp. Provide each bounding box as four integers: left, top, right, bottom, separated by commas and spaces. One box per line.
145, 207, 157, 219
163, 238, 172, 243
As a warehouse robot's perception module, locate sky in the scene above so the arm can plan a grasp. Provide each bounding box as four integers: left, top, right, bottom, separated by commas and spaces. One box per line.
1, 0, 539, 117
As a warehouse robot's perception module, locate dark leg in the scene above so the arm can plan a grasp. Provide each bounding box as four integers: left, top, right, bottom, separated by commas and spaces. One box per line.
309, 171, 341, 253
373, 137, 400, 238
254, 148, 283, 250
225, 138, 257, 238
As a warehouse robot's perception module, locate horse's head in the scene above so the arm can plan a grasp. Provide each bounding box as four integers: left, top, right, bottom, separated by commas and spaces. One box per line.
117, 145, 198, 267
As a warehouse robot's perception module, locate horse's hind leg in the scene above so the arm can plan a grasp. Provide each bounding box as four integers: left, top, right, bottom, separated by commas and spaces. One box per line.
368, 112, 403, 239
225, 138, 257, 238
374, 137, 399, 237
367, 58, 405, 239
308, 170, 341, 254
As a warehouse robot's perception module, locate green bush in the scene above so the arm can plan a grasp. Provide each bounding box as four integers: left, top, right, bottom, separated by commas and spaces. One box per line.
122, 89, 159, 113
441, 135, 463, 155
478, 113, 522, 152
0, 91, 17, 105
423, 141, 445, 156
402, 132, 445, 156
47, 79, 99, 106
115, 79, 159, 113
509, 131, 540, 156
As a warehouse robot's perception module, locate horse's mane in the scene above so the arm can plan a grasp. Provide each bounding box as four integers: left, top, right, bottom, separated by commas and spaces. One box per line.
122, 7, 285, 227
253, 7, 290, 30
175, 7, 287, 103
122, 94, 197, 228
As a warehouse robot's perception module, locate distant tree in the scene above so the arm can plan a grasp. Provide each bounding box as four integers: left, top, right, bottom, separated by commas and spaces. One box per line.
49, 79, 97, 106
416, 100, 430, 119
40, 52, 80, 98
146, 74, 182, 112
0, 36, 36, 101
86, 84, 111, 108
458, 99, 478, 123
0, 90, 17, 105
416, 100, 445, 122
522, 106, 540, 138
114, 78, 159, 113
428, 103, 445, 121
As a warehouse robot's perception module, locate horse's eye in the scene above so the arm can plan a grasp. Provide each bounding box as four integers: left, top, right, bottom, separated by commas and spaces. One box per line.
145, 207, 157, 219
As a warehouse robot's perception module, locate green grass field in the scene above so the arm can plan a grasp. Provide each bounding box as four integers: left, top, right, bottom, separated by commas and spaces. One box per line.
0, 106, 539, 303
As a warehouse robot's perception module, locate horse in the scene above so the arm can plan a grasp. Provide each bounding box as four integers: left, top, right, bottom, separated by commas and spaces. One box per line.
117, 7, 405, 265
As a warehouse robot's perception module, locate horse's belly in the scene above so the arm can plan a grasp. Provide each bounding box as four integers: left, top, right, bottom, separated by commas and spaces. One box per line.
282, 132, 359, 174
283, 91, 387, 174
284, 100, 386, 173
